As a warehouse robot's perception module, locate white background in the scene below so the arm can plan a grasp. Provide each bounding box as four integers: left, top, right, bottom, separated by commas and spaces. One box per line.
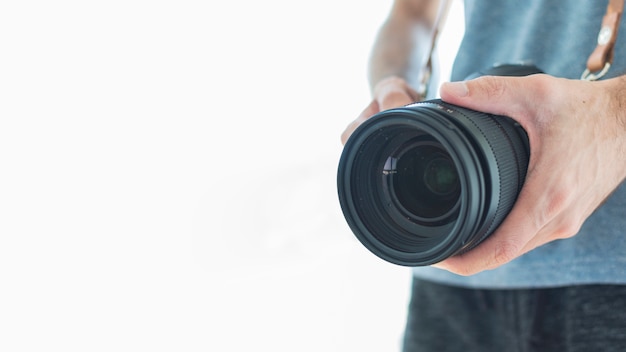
0, 1, 463, 351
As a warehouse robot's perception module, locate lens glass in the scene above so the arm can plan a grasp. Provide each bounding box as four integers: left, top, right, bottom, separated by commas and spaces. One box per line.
424, 157, 458, 196
389, 142, 460, 221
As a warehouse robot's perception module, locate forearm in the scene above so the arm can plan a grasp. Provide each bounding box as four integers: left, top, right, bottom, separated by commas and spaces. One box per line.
342, 1, 442, 143
368, 0, 439, 93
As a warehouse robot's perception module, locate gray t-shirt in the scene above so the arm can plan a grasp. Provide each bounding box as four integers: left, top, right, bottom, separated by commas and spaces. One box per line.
412, 0, 626, 288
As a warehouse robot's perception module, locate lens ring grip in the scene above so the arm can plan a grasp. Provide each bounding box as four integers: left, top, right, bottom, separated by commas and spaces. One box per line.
419, 100, 530, 253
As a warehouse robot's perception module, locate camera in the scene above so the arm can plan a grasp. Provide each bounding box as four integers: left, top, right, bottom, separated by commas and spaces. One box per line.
337, 64, 543, 266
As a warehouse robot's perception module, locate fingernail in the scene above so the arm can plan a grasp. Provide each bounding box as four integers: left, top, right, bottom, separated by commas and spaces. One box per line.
443, 81, 469, 97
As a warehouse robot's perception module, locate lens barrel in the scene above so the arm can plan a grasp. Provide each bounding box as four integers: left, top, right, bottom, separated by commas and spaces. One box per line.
337, 99, 530, 266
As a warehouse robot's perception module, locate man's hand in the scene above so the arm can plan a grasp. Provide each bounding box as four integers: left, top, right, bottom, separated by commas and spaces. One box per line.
341, 76, 421, 144
434, 74, 626, 275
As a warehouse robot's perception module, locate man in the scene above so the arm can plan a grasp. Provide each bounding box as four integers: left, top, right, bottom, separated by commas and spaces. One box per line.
341, 0, 626, 350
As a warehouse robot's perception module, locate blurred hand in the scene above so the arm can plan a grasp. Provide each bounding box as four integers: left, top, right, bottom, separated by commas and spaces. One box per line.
434, 74, 626, 275
341, 76, 421, 144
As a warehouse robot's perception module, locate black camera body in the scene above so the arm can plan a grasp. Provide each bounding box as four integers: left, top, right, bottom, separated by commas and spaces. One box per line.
337, 64, 542, 266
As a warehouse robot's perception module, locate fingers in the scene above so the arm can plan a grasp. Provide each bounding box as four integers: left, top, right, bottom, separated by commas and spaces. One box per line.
374, 76, 421, 110
434, 182, 542, 275
341, 76, 420, 145
434, 132, 574, 275
438, 181, 584, 276
341, 100, 380, 145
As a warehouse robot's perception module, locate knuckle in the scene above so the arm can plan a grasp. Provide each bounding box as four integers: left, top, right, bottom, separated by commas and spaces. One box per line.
554, 219, 582, 239
379, 90, 412, 109
529, 75, 558, 106
544, 189, 571, 221
490, 240, 521, 267
452, 265, 478, 277
477, 75, 507, 100
528, 74, 553, 94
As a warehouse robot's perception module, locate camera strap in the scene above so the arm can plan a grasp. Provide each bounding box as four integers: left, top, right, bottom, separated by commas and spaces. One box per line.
418, 0, 453, 98
581, 0, 624, 80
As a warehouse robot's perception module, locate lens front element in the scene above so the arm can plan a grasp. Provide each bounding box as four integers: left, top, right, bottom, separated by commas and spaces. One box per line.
424, 156, 459, 196
388, 140, 460, 224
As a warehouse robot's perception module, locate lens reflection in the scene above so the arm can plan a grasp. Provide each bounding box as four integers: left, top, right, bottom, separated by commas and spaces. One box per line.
424, 157, 458, 196
390, 143, 460, 221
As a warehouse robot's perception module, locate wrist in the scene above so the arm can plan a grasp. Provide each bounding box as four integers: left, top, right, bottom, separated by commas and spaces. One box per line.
606, 75, 626, 133
605, 75, 626, 179
372, 76, 421, 103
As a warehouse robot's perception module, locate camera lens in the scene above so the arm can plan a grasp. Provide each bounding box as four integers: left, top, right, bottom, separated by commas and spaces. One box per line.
423, 156, 458, 196
337, 99, 530, 266
387, 142, 460, 223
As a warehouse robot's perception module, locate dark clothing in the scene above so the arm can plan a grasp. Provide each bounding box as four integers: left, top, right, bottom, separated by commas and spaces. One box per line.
403, 278, 626, 352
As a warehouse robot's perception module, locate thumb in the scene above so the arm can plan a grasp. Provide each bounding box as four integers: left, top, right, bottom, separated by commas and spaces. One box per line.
439, 75, 532, 118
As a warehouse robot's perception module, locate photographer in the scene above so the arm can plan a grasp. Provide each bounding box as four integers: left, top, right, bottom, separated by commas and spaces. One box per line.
341, 0, 626, 350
